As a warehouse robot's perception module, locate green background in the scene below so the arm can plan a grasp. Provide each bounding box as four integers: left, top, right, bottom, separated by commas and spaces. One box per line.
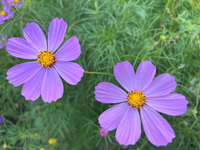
0, 0, 200, 149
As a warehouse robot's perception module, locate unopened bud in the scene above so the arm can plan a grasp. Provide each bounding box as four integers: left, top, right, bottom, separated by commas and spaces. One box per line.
160, 35, 166, 41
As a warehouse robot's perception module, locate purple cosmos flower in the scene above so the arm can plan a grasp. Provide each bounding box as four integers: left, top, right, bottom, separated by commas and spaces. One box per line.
0, 0, 14, 24
6, 17, 85, 103
6, 0, 23, 7
100, 128, 108, 137
95, 61, 188, 146
0, 34, 7, 49
0, 117, 2, 123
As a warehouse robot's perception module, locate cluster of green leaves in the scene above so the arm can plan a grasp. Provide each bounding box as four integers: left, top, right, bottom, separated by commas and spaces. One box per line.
0, 0, 200, 149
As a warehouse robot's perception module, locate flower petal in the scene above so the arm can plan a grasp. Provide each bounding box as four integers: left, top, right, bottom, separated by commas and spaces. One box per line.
41, 67, 63, 103
0, 18, 5, 24
3, 2, 10, 11
116, 107, 141, 146
3, 11, 14, 20
48, 18, 67, 52
21, 67, 46, 101
141, 105, 175, 146
23, 22, 47, 51
0, 42, 4, 49
6, 37, 39, 59
2, 0, 6, 6
146, 94, 188, 116
55, 36, 81, 61
98, 103, 130, 131
114, 61, 135, 93
54, 61, 84, 85
144, 73, 177, 97
6, 62, 41, 87
135, 61, 156, 91
95, 82, 127, 103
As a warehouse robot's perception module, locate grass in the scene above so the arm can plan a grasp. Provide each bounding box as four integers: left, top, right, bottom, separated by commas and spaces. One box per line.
0, 0, 200, 149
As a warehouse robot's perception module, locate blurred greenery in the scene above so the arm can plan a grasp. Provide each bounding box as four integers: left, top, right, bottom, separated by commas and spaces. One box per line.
0, 0, 200, 149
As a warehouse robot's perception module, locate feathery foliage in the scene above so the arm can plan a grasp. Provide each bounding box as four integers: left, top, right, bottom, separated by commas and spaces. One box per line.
0, 0, 200, 149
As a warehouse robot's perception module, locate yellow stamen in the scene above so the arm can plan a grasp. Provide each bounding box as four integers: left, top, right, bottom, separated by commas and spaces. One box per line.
0, 10, 7, 17
127, 91, 146, 108
14, 0, 20, 4
2, 39, 5, 42
37, 50, 55, 68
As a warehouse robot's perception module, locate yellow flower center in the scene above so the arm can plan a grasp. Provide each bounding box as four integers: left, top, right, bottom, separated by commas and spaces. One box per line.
2, 38, 5, 42
14, 0, 20, 4
127, 91, 146, 108
37, 50, 55, 68
0, 10, 7, 17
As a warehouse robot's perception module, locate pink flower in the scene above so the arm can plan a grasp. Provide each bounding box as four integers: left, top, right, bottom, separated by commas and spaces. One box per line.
95, 61, 188, 146
6, 0, 23, 7
100, 128, 108, 137
6, 18, 84, 103
0, 34, 7, 49
0, 0, 14, 24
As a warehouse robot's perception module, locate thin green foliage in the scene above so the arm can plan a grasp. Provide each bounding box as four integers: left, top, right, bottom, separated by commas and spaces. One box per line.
0, 0, 200, 149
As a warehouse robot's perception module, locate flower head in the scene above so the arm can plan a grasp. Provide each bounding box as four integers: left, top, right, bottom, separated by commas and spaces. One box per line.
34, 133, 38, 136
3, 144, 7, 148
100, 128, 108, 137
6, 0, 23, 7
94, 61, 188, 146
0, 34, 7, 49
6, 18, 84, 103
0, 0, 14, 24
0, 117, 2, 123
48, 138, 56, 144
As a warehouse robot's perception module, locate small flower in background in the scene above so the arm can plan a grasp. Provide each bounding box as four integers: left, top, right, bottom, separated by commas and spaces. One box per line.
0, 117, 2, 123
100, 128, 108, 137
6, 0, 23, 8
95, 61, 188, 146
48, 138, 56, 145
190, 0, 200, 9
6, 17, 84, 103
32, 104, 36, 108
34, 133, 38, 136
39, 148, 44, 150
0, 0, 14, 24
0, 34, 7, 49
3, 144, 6, 148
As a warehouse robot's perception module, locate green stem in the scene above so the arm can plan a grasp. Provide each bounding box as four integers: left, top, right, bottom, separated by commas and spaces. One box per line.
84, 71, 114, 76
